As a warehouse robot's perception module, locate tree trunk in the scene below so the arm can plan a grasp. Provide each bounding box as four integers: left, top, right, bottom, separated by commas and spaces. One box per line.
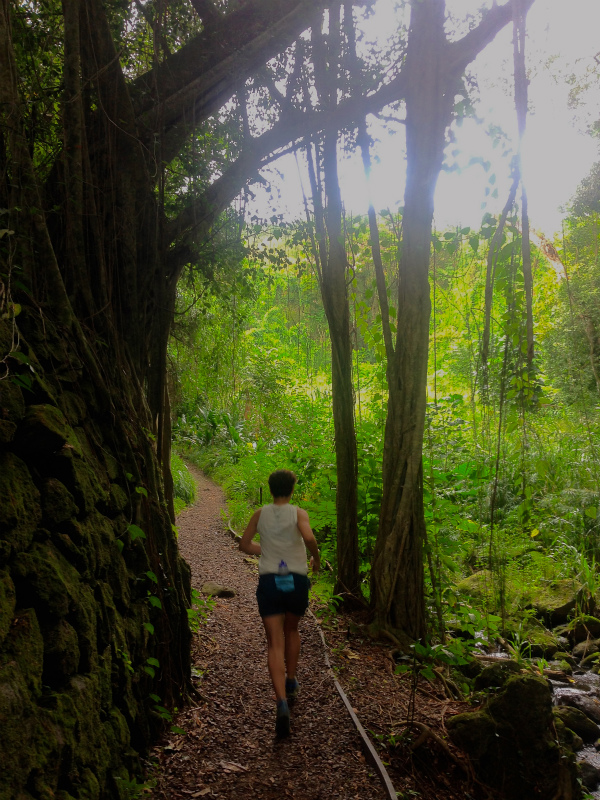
307, 8, 361, 601
370, 0, 454, 640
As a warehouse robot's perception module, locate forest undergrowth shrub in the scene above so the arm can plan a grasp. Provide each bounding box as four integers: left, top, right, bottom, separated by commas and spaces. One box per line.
171, 453, 196, 514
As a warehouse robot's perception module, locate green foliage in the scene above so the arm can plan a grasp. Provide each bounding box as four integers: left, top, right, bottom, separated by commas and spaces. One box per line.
169, 206, 600, 636
187, 588, 215, 634
171, 453, 196, 511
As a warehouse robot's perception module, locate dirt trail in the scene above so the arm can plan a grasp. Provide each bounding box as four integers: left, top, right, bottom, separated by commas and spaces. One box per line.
150, 466, 386, 800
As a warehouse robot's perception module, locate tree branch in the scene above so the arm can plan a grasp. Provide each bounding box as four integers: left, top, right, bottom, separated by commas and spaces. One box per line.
446, 0, 536, 76
188, 0, 222, 26
132, 0, 322, 138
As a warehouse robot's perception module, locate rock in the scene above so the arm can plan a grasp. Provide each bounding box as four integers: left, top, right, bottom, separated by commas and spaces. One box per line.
41, 478, 79, 526
581, 652, 600, 669
573, 673, 600, 696
474, 660, 521, 691
557, 693, 600, 723
42, 619, 80, 683
527, 625, 560, 658
448, 674, 579, 799
533, 579, 580, 625
554, 717, 584, 752
0, 452, 42, 554
555, 650, 577, 666
573, 639, 600, 660
554, 706, 600, 742
0, 570, 16, 645
578, 759, 600, 790
570, 616, 600, 643
455, 570, 494, 598
0, 419, 17, 444
201, 581, 236, 598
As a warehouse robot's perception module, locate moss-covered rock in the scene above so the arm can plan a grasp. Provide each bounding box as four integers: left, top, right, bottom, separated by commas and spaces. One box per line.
474, 660, 522, 690
0, 419, 17, 443
57, 390, 87, 426
53, 446, 108, 515
42, 619, 80, 684
13, 542, 81, 619
456, 569, 494, 598
533, 579, 580, 625
15, 404, 80, 459
0, 377, 25, 423
0, 452, 41, 554
0, 608, 44, 697
41, 478, 79, 525
0, 569, 16, 645
448, 674, 580, 799
526, 623, 560, 658
554, 706, 600, 742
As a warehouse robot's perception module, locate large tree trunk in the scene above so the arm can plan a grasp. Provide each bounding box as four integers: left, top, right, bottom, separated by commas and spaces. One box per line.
370, 0, 458, 639
370, 0, 536, 639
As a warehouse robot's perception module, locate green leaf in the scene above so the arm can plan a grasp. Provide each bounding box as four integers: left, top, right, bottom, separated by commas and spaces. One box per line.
135, 486, 148, 497
146, 657, 160, 667
148, 596, 162, 609
143, 665, 155, 677
128, 524, 146, 541
585, 507, 597, 520
149, 693, 161, 703
143, 622, 155, 635
170, 726, 187, 736
145, 570, 158, 583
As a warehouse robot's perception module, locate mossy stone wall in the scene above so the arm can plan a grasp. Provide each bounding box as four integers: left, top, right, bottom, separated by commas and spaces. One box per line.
0, 312, 191, 800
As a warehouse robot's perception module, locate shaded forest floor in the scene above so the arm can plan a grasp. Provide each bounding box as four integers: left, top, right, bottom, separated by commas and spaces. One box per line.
148, 468, 483, 800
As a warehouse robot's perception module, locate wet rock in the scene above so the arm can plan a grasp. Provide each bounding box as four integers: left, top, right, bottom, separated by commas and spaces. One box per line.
581, 652, 600, 669
201, 581, 236, 598
448, 674, 579, 799
554, 717, 584, 751
555, 649, 577, 666
573, 672, 600, 696
578, 759, 600, 790
573, 639, 600, 660
554, 706, 600, 742
557, 692, 600, 724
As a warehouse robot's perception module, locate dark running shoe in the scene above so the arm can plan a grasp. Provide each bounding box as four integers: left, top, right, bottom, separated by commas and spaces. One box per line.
285, 677, 299, 705
275, 699, 290, 738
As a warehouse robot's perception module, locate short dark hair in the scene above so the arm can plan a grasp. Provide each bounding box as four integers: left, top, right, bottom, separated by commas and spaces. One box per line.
268, 469, 296, 499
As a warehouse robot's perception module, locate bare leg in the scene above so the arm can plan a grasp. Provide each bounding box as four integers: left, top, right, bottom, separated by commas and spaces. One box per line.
262, 614, 286, 700
283, 613, 302, 680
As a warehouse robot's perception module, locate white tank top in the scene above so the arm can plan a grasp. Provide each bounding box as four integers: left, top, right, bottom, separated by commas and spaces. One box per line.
256, 503, 308, 576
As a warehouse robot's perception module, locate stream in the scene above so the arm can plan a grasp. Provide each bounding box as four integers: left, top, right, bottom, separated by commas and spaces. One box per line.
550, 671, 600, 795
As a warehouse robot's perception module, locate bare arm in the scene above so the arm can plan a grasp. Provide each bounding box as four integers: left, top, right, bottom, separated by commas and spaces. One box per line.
297, 507, 320, 573
239, 509, 262, 556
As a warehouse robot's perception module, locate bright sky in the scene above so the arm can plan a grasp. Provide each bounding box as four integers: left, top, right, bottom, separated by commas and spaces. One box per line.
255, 0, 600, 236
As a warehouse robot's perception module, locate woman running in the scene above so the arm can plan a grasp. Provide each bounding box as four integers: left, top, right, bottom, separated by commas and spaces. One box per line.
239, 469, 320, 738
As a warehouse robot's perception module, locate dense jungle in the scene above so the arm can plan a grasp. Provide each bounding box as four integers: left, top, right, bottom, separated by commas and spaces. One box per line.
2, 0, 600, 798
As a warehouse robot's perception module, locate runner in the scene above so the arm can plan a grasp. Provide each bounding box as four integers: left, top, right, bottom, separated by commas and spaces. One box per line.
239, 469, 320, 738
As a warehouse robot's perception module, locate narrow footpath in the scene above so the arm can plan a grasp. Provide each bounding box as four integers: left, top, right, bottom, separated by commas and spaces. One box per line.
150, 467, 386, 800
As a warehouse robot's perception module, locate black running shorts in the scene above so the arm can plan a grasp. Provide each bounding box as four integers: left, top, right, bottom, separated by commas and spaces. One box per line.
256, 573, 310, 618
